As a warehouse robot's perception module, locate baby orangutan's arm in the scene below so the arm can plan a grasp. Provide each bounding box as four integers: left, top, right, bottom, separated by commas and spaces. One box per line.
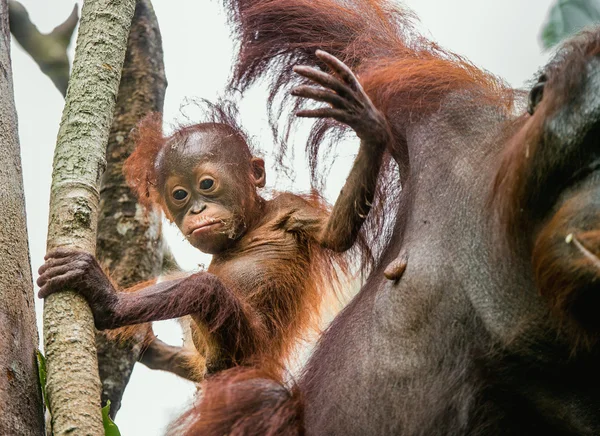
38, 248, 265, 366
291, 50, 391, 251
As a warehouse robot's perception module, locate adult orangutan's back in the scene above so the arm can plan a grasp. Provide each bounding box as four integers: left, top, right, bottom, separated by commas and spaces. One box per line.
187, 1, 600, 434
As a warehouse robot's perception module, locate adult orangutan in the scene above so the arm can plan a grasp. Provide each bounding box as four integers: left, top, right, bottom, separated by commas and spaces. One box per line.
179, 0, 600, 434
37, 52, 390, 379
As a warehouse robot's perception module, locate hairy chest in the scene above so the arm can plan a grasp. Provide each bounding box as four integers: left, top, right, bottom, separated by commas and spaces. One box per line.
208, 222, 311, 299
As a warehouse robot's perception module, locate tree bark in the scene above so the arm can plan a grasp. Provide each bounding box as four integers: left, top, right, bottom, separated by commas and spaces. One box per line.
95, 0, 167, 418
0, 1, 45, 434
43, 0, 136, 434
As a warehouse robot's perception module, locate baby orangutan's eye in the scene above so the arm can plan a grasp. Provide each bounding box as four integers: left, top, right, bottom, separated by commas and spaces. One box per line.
199, 178, 215, 191
173, 189, 188, 201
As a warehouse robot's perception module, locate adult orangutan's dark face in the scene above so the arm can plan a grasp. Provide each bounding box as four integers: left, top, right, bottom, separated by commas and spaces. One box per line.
502, 50, 600, 339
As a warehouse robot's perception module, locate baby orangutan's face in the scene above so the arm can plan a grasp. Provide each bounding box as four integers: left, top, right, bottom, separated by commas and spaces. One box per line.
159, 129, 265, 254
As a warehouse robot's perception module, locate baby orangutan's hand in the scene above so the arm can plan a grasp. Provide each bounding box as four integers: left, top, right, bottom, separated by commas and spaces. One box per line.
291, 49, 392, 147
38, 248, 118, 329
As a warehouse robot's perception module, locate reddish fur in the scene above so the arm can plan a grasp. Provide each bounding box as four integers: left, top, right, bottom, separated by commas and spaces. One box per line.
223, 0, 516, 263
123, 113, 165, 211
169, 193, 345, 433
225, 0, 514, 153
171, 368, 303, 436
169, 0, 600, 434
197, 193, 345, 372
164, 272, 269, 370
125, 106, 346, 367
225, 0, 600, 342
123, 101, 349, 433
208, 194, 342, 365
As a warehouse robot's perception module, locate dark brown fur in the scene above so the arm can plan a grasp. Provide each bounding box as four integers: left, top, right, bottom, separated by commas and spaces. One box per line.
124, 110, 347, 373
38, 61, 392, 433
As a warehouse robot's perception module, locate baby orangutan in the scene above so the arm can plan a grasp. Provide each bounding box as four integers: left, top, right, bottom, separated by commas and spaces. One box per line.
37, 51, 391, 378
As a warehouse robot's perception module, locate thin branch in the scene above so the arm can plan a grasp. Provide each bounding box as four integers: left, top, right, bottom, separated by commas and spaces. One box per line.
43, 0, 136, 432
8, 0, 78, 95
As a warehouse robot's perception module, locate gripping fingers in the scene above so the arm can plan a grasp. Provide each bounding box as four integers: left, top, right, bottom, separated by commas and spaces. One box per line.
293, 66, 355, 101
44, 247, 82, 261
38, 255, 79, 276
38, 270, 84, 298
291, 85, 347, 108
37, 262, 86, 287
315, 50, 361, 92
296, 108, 353, 124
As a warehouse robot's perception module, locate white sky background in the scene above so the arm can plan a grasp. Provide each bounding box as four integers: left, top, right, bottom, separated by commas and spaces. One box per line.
11, 0, 555, 434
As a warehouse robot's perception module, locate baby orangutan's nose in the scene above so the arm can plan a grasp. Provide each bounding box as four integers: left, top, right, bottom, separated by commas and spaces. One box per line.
190, 202, 207, 215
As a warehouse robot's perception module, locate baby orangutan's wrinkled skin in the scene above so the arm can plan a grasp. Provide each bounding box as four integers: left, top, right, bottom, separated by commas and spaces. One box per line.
37, 51, 392, 375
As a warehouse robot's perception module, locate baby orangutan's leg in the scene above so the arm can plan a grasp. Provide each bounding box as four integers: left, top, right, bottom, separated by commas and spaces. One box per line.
138, 335, 204, 382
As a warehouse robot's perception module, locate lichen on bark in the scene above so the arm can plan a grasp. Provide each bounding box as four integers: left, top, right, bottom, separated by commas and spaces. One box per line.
43, 0, 137, 434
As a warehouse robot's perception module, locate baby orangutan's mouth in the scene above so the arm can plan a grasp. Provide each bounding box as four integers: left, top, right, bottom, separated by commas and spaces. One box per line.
567, 233, 600, 270
189, 219, 224, 237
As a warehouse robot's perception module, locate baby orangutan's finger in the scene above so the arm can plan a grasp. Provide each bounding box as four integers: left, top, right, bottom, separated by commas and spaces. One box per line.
38, 255, 79, 276
293, 65, 355, 100
291, 85, 347, 108
315, 49, 361, 92
37, 263, 86, 288
38, 270, 83, 299
296, 108, 353, 124
44, 247, 82, 261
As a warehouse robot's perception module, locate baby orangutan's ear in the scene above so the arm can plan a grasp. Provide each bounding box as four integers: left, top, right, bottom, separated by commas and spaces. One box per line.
250, 157, 266, 188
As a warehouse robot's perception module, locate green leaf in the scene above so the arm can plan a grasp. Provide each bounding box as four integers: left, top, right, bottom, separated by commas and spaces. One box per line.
102, 400, 122, 436
541, 0, 600, 49
36, 350, 48, 408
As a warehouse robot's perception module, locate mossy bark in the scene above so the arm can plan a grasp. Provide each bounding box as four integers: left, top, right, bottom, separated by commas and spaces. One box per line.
0, 1, 45, 434
95, 0, 167, 417
43, 0, 136, 434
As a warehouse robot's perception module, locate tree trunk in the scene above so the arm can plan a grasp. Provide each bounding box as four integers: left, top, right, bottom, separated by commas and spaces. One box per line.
95, 0, 167, 418
0, 1, 45, 434
43, 0, 136, 434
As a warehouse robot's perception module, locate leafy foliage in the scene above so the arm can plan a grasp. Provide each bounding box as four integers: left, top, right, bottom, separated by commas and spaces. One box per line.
36, 350, 48, 407
102, 401, 122, 436
542, 0, 600, 49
